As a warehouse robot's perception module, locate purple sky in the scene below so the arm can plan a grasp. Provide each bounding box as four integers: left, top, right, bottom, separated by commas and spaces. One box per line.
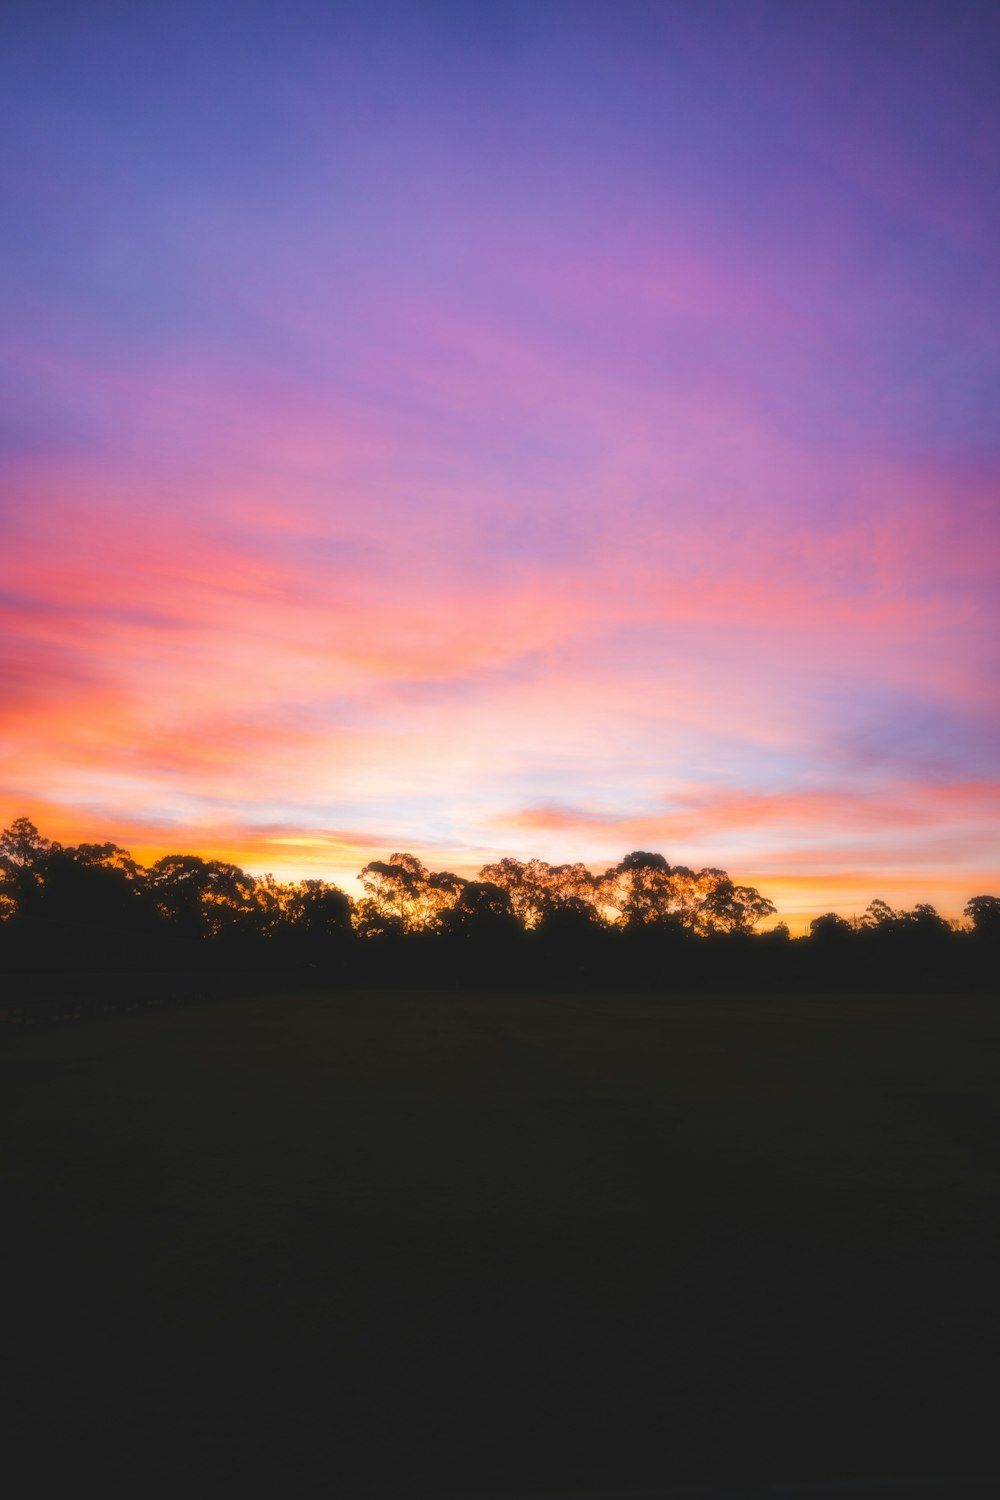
2, 1, 999, 926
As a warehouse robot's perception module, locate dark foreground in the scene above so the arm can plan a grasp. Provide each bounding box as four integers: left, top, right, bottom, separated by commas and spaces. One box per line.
4, 989, 999, 1498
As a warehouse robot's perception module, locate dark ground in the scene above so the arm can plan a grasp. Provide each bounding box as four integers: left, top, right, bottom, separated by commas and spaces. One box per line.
3, 988, 999, 1498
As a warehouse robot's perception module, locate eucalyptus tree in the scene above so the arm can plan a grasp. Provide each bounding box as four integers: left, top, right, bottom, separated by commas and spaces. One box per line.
0, 817, 55, 912
964, 894, 1000, 937
357, 854, 465, 934
148, 854, 257, 939
697, 879, 776, 935
478, 857, 600, 928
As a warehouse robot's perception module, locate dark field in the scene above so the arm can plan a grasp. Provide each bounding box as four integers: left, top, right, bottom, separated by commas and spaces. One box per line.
4, 989, 999, 1497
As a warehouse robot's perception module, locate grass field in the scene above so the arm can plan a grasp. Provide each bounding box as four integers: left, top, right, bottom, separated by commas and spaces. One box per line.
4, 988, 999, 1496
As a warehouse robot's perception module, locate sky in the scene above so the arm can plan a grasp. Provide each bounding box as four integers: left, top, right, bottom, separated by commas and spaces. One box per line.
2, 0, 999, 929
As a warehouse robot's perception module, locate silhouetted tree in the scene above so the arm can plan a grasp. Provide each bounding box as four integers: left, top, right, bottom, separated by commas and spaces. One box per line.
599, 852, 679, 929
357, 853, 463, 934
39, 842, 151, 955
4, 815, 989, 1015
860, 898, 902, 933
544, 862, 598, 911
287, 879, 354, 940
0, 816, 55, 920
444, 881, 519, 939
904, 903, 952, 937
0, 816, 53, 871
479, 858, 560, 928
426, 870, 467, 928
149, 854, 256, 940
809, 912, 854, 942
72, 842, 142, 879
697, 879, 776, 935
535, 894, 605, 941
964, 894, 1000, 939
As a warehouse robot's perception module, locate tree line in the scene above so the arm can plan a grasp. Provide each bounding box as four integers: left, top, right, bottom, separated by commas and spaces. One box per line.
1, 816, 997, 1023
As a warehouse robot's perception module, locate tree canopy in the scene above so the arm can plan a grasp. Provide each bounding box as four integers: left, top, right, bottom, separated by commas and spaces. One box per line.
1, 819, 994, 1016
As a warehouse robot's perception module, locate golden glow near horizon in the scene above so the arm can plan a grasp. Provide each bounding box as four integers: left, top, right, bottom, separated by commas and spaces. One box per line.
2, 798, 994, 935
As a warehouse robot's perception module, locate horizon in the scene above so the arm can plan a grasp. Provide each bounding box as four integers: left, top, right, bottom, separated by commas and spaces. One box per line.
3, 1, 999, 935
3, 809, 994, 936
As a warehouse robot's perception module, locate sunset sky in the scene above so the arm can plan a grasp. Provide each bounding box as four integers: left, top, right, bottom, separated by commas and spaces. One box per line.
2, 1, 999, 928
